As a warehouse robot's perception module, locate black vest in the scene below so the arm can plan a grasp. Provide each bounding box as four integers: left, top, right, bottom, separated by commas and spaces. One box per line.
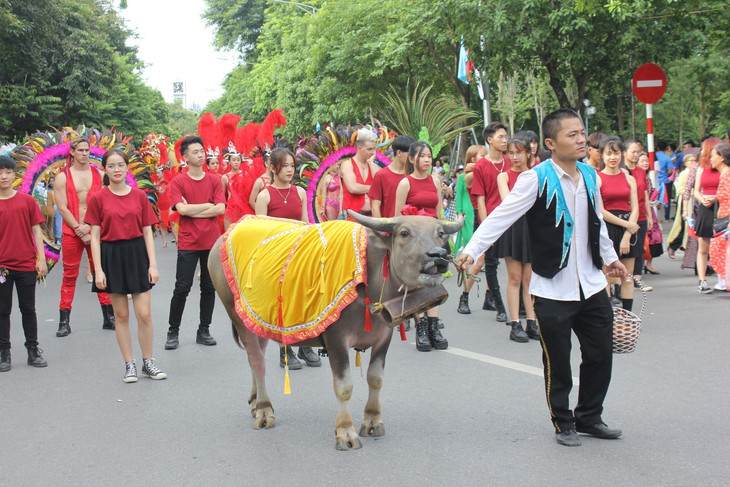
526, 162, 603, 278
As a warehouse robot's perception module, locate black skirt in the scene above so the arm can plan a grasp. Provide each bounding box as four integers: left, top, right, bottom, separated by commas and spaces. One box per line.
92, 237, 153, 295
605, 210, 637, 258
496, 215, 531, 262
694, 201, 718, 239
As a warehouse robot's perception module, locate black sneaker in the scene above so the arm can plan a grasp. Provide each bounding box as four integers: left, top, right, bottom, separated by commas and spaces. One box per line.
27, 346, 48, 367
196, 327, 217, 346
280, 346, 302, 369
297, 347, 322, 367
165, 330, 179, 350
698, 280, 713, 294
142, 358, 167, 380
0, 349, 10, 372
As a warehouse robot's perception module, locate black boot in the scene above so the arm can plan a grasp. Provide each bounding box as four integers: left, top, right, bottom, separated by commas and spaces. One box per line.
56, 309, 71, 337
164, 328, 179, 350
0, 349, 10, 372
492, 289, 508, 322
27, 346, 47, 367
457, 292, 471, 314
482, 290, 496, 311
416, 317, 432, 352
196, 326, 217, 346
102, 304, 115, 330
525, 319, 540, 340
280, 346, 302, 369
509, 321, 529, 343
297, 347, 322, 367
427, 317, 448, 350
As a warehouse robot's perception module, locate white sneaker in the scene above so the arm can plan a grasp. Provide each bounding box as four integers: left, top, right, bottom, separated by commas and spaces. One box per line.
142, 358, 167, 380
714, 278, 726, 291
123, 360, 138, 383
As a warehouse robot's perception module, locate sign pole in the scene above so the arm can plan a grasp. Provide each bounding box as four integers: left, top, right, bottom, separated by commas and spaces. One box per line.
646, 103, 655, 171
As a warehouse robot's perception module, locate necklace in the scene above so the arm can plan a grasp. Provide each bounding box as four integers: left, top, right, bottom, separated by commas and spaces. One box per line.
274, 185, 292, 203
488, 154, 505, 173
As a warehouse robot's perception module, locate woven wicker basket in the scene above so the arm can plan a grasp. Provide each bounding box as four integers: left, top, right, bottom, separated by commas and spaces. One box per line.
612, 277, 647, 354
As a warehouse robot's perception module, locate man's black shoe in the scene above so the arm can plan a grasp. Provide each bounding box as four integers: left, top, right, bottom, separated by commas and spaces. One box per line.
556, 429, 581, 447
280, 346, 302, 369
576, 422, 622, 439
56, 309, 71, 337
297, 347, 321, 367
165, 330, 179, 350
196, 327, 217, 346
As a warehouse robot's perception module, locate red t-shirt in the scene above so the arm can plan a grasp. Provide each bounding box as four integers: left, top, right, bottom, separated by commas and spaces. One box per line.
628, 166, 648, 221
85, 187, 158, 241
0, 192, 44, 271
368, 166, 406, 218
169, 172, 226, 251
598, 172, 631, 212
404, 175, 438, 217
471, 155, 511, 221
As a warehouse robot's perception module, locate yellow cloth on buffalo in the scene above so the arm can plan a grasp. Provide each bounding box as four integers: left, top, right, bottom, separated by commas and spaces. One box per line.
221, 215, 368, 344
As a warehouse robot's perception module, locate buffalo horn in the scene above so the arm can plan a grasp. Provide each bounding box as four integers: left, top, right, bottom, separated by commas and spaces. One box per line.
347, 210, 397, 233
441, 216, 465, 235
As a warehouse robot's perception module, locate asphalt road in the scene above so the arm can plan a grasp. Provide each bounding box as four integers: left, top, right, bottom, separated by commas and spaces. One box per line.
1, 223, 728, 486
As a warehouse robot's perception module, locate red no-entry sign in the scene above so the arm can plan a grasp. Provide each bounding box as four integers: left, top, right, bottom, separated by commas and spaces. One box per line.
632, 63, 667, 104
632, 63, 667, 171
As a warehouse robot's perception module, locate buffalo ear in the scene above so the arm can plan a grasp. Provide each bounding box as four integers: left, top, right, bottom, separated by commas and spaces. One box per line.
347, 210, 398, 233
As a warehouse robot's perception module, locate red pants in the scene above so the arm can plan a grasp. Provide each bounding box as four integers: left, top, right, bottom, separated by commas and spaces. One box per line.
59, 234, 110, 310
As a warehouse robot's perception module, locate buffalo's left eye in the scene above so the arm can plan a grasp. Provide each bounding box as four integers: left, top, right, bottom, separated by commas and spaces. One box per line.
400, 229, 410, 238
438, 230, 445, 239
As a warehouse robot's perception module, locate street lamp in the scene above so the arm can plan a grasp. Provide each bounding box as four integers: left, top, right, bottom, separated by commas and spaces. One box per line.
583, 99, 597, 134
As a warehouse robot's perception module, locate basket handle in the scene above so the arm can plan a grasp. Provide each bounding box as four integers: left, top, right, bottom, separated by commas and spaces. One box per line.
627, 274, 647, 320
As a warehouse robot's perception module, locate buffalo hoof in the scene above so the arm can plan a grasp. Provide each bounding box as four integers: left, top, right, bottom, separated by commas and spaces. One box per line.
252, 408, 276, 430
359, 421, 385, 437
335, 434, 362, 451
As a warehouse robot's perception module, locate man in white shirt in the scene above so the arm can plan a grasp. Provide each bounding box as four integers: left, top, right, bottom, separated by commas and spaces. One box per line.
456, 109, 627, 447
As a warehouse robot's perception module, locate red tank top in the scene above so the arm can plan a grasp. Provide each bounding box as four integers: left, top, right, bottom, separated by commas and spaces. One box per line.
628, 166, 648, 221
701, 168, 721, 196
266, 185, 302, 221
404, 175, 438, 217
598, 171, 631, 212
342, 158, 373, 214
506, 169, 522, 191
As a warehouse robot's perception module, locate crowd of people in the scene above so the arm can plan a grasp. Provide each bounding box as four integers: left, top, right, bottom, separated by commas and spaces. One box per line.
1, 110, 728, 448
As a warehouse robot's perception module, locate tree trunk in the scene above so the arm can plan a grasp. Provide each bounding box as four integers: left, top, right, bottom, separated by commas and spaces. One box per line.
699, 84, 706, 139
540, 58, 572, 108
631, 89, 636, 140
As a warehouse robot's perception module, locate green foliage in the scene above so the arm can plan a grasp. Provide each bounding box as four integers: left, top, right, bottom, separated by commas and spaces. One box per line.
0, 0, 173, 142
381, 83, 480, 157
168, 102, 200, 141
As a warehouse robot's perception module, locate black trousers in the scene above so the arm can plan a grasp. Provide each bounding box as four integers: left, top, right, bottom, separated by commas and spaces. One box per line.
0, 270, 39, 350
534, 290, 614, 433
168, 250, 216, 330
633, 220, 648, 275
664, 182, 673, 220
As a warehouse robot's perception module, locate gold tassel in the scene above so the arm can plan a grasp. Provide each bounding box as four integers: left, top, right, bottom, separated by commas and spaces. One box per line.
283, 346, 291, 395
319, 256, 326, 294
355, 351, 361, 367
245, 258, 254, 289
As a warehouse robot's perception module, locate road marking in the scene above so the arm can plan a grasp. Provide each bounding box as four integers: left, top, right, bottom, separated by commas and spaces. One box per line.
636, 80, 663, 88
443, 346, 580, 385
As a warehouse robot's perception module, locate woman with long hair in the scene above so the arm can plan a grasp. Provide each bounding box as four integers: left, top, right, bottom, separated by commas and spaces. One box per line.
456, 144, 488, 315
87, 150, 167, 382
691, 138, 723, 293
708, 143, 730, 291
597, 137, 639, 311
495, 138, 537, 342
395, 142, 448, 352
667, 153, 698, 258
255, 148, 320, 369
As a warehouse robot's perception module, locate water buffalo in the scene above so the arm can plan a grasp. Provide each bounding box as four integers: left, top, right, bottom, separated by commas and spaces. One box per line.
208, 210, 463, 450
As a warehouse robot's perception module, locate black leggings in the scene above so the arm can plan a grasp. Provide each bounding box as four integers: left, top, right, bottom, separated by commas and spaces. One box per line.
0, 270, 39, 350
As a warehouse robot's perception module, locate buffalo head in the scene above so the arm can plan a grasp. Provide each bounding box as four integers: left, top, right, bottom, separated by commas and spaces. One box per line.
348, 211, 463, 288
